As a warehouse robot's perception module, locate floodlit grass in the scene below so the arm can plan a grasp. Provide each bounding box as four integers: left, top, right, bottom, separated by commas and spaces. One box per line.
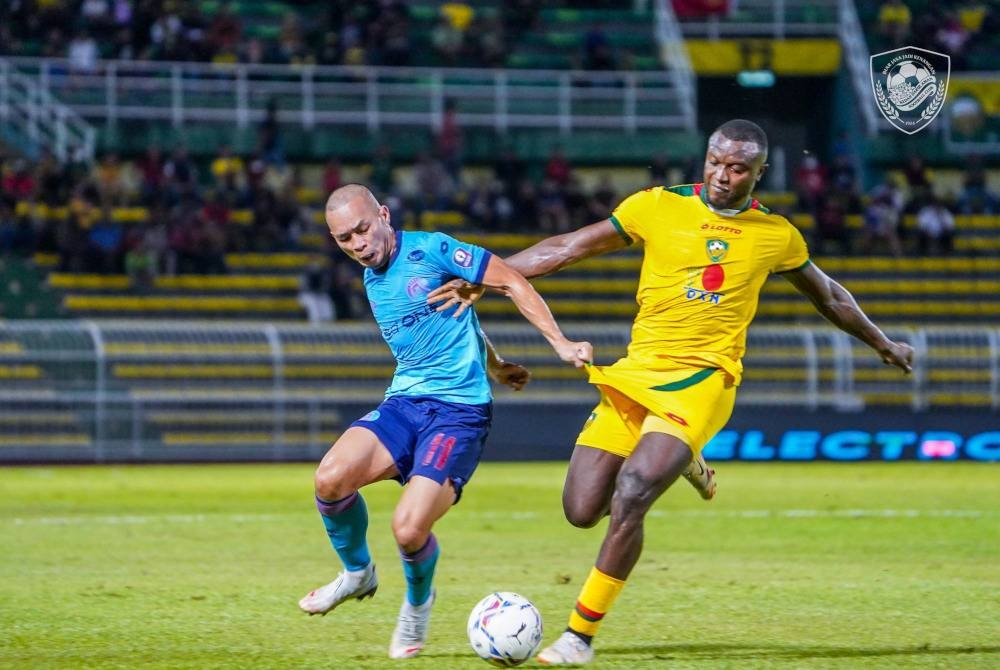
1, 462, 998, 669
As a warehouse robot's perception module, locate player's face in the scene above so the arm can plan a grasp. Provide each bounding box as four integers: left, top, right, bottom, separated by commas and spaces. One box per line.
326, 197, 394, 269
702, 134, 767, 210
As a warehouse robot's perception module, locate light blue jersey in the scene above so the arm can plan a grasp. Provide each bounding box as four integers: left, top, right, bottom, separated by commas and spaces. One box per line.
364, 230, 493, 404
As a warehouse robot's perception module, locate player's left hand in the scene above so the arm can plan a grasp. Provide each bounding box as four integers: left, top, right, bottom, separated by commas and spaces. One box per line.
427, 279, 485, 318
490, 361, 531, 391
880, 340, 914, 374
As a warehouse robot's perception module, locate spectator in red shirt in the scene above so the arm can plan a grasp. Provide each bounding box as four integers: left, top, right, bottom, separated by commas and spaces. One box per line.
323, 158, 342, 195
544, 144, 572, 188
2, 159, 36, 203
795, 154, 828, 215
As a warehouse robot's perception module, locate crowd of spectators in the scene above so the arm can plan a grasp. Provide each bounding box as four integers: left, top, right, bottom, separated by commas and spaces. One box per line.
2, 127, 999, 325
3, 126, 995, 287
2, 2, 997, 74
873, 0, 997, 70
797, 150, 996, 258
0, 1, 639, 72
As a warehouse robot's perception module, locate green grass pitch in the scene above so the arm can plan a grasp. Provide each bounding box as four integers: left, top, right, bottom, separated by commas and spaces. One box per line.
2, 462, 998, 669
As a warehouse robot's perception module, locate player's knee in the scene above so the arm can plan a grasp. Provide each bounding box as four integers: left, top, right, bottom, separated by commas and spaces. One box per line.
313, 463, 354, 501
563, 496, 606, 529
613, 469, 658, 516
391, 518, 430, 553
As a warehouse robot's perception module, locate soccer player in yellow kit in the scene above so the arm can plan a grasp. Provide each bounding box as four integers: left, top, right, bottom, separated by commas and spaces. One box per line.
429, 119, 915, 665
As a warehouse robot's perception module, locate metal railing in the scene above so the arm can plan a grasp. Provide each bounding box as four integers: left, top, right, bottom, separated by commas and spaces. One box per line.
5, 57, 696, 135
0, 321, 995, 462
0, 58, 96, 162
675, 0, 840, 38
838, 0, 881, 137
654, 0, 697, 130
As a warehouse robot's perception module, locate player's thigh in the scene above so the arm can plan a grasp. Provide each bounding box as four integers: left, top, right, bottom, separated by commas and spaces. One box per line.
562, 444, 624, 527
315, 426, 399, 492
564, 391, 643, 524
614, 431, 691, 509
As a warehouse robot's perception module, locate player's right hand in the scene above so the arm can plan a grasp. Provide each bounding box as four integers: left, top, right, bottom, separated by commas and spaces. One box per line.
555, 340, 593, 369
427, 279, 486, 318
490, 361, 531, 391
880, 341, 914, 374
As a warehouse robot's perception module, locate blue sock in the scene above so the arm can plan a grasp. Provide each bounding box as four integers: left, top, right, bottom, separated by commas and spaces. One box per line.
315, 492, 371, 572
400, 533, 439, 606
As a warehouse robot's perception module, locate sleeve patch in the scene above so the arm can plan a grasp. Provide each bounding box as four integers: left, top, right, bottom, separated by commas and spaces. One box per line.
452, 247, 474, 268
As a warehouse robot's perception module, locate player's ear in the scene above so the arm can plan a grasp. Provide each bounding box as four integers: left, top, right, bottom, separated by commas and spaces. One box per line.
756, 163, 769, 183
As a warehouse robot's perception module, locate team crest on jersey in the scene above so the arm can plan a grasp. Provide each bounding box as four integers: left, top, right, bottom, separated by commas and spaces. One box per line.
706, 239, 729, 262
407, 249, 425, 262
452, 248, 473, 268
406, 277, 429, 298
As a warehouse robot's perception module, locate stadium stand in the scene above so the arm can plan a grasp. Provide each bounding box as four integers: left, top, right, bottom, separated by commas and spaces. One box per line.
1, 0, 998, 458
0, 319, 995, 459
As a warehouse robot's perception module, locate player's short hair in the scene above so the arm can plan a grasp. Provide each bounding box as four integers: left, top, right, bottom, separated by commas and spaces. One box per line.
714, 119, 768, 156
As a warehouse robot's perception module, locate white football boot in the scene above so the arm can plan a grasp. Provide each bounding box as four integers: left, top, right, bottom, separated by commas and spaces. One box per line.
388, 590, 436, 659
536, 631, 595, 666
298, 564, 378, 615
682, 452, 717, 500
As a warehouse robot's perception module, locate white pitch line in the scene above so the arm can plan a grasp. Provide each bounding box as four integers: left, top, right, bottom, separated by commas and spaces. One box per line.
646, 508, 990, 519
6, 508, 992, 527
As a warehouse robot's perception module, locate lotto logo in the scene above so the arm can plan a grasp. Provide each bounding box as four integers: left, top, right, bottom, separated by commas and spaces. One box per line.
452, 248, 473, 268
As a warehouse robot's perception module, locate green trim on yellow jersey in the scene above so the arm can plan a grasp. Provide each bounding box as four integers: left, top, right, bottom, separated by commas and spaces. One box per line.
774, 258, 813, 274
665, 184, 697, 197
608, 215, 634, 245
649, 367, 718, 392
668, 183, 773, 215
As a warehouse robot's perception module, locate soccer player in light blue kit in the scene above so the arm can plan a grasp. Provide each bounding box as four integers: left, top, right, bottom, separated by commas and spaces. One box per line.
299, 184, 593, 659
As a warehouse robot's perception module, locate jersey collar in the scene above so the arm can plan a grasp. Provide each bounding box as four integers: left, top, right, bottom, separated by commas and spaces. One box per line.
697, 183, 754, 216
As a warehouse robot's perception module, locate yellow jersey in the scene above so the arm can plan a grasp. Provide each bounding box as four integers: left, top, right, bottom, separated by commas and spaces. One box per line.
608, 183, 809, 384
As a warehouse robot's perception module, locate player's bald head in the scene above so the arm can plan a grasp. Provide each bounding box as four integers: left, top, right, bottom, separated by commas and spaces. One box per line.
709, 119, 768, 163
326, 184, 380, 214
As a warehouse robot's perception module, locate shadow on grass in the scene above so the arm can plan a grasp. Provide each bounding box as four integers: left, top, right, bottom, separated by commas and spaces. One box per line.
597, 642, 1000, 662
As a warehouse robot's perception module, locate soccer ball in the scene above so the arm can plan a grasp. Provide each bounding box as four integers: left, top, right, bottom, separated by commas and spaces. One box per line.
467, 592, 544, 667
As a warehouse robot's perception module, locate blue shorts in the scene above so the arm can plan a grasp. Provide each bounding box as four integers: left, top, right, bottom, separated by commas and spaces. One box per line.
351, 396, 492, 499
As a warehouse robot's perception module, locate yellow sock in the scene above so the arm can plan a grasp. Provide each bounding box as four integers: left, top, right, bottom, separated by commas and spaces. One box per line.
567, 566, 625, 638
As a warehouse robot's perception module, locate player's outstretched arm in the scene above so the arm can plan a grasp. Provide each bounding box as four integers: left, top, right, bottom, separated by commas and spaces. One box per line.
427, 219, 627, 315
480, 255, 593, 368
481, 329, 531, 391
782, 262, 914, 373
503, 219, 629, 279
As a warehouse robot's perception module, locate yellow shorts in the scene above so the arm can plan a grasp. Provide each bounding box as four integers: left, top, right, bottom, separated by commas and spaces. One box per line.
576, 359, 736, 458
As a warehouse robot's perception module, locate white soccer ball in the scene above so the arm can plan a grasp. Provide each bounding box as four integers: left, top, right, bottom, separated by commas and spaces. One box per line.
467, 592, 544, 667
